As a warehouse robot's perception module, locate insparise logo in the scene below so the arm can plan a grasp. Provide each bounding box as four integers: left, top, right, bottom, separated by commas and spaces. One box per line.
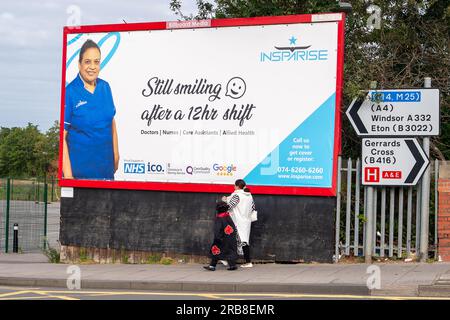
213, 164, 237, 176
260, 35, 328, 62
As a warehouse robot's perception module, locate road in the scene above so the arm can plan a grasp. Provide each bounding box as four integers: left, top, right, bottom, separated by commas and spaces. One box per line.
1, 286, 450, 300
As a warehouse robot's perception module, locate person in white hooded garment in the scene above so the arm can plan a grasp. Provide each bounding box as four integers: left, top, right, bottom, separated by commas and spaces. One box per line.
223, 179, 256, 268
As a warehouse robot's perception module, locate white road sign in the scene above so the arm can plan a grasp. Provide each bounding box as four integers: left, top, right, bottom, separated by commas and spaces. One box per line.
362, 138, 429, 186
347, 89, 440, 136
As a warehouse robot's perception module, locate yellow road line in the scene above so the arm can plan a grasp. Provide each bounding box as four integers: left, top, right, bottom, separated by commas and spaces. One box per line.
216, 293, 450, 300
198, 294, 223, 299
66, 291, 449, 300
2, 289, 449, 300
33, 291, 80, 301
26, 290, 211, 297
46, 295, 80, 301
0, 296, 51, 300
31, 291, 450, 300
85, 293, 121, 297
0, 290, 31, 298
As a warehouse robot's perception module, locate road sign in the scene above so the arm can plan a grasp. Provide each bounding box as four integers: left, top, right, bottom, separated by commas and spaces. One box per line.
362, 138, 429, 186
346, 89, 440, 136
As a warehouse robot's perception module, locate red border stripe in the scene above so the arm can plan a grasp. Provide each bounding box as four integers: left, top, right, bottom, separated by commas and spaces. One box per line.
59, 179, 335, 196
59, 13, 344, 196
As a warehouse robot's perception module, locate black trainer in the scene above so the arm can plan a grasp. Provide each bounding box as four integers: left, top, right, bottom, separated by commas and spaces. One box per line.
203, 265, 216, 271
227, 266, 238, 271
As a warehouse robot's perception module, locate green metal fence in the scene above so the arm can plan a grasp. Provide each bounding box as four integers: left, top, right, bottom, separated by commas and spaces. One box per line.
0, 178, 56, 253
49, 176, 61, 203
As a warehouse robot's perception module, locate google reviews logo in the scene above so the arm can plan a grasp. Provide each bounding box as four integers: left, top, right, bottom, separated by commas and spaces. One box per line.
213, 164, 237, 176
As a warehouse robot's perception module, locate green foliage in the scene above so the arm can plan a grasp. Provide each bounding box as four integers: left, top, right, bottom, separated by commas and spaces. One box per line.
146, 253, 163, 264
170, 0, 450, 159
146, 253, 175, 265
43, 243, 61, 263
358, 214, 367, 223
120, 247, 129, 264
79, 248, 89, 262
170, 0, 339, 19
160, 257, 174, 265
0, 121, 60, 178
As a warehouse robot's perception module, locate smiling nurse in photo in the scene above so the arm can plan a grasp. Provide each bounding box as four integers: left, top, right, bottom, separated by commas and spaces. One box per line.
63, 39, 119, 180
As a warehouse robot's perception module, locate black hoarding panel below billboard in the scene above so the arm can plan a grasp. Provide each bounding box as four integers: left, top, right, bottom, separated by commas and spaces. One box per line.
60, 188, 335, 262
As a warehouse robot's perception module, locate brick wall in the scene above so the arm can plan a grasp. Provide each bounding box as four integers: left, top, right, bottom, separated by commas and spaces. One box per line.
438, 163, 450, 261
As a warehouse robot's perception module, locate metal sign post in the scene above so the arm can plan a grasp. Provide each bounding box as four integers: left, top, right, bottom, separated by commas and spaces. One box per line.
346, 80, 439, 263
420, 78, 432, 262
365, 186, 374, 263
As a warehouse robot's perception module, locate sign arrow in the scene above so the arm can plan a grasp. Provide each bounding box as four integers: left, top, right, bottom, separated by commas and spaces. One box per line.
362, 138, 429, 186
404, 139, 426, 184
347, 97, 368, 134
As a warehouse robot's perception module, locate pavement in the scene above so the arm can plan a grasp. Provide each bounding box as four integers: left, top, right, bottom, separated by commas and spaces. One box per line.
1, 253, 450, 297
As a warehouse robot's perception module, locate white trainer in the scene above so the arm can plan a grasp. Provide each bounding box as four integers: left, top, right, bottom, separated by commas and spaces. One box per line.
240, 262, 253, 268
219, 260, 229, 266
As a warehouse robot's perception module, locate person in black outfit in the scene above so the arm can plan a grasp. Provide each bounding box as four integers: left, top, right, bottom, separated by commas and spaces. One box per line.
204, 201, 238, 271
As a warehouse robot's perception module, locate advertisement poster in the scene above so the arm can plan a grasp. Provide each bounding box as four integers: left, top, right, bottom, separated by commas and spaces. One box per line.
59, 14, 344, 195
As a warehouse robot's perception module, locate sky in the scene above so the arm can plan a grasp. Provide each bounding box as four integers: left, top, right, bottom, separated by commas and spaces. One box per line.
0, 0, 198, 132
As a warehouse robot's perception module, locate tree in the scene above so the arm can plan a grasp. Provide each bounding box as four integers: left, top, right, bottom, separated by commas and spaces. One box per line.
0, 124, 43, 177
43, 121, 60, 177
170, 0, 450, 159
0, 121, 61, 178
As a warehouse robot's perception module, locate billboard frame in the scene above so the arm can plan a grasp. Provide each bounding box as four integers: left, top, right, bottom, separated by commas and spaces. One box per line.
58, 13, 345, 196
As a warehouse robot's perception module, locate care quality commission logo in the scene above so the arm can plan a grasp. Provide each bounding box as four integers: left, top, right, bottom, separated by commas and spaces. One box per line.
186, 166, 211, 175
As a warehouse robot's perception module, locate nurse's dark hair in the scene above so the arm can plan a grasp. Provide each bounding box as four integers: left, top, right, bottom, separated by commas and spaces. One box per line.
79, 39, 101, 63
234, 179, 246, 190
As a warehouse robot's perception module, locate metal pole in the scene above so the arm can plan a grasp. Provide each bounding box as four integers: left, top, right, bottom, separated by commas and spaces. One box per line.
406, 187, 413, 256
398, 188, 404, 257
380, 188, 386, 257
420, 77, 432, 262
364, 80, 377, 263
51, 176, 55, 203
362, 186, 367, 256
13, 224, 18, 253
345, 158, 352, 256
335, 156, 342, 263
415, 182, 422, 252
434, 159, 439, 260
365, 186, 374, 263
354, 158, 361, 256
36, 179, 40, 203
5, 178, 11, 253
10, 178, 13, 201
389, 188, 395, 257
43, 182, 48, 250
373, 188, 377, 255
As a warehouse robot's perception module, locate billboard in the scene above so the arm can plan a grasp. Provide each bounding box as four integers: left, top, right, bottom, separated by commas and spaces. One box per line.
59, 13, 345, 196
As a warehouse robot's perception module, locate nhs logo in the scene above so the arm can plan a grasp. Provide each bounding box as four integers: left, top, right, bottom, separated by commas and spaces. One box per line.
124, 162, 145, 174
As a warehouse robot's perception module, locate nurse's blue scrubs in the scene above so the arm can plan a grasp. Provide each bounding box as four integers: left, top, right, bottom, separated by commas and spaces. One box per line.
64, 74, 116, 180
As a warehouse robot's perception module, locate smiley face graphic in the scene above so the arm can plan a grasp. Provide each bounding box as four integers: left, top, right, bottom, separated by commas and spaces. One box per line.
226, 77, 246, 99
